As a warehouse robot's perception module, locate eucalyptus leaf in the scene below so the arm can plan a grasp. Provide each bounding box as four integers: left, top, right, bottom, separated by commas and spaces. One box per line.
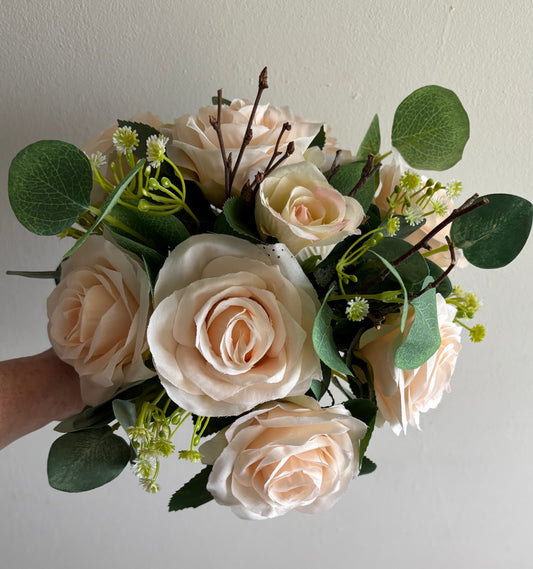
328, 161, 376, 212
64, 159, 146, 259
168, 466, 214, 511
8, 140, 92, 235
112, 400, 138, 433
312, 288, 352, 377
425, 259, 452, 297
47, 427, 130, 492
450, 194, 533, 268
117, 120, 160, 159
395, 277, 441, 370
105, 202, 190, 255
211, 96, 232, 106
343, 398, 378, 425
356, 114, 380, 160
392, 85, 469, 170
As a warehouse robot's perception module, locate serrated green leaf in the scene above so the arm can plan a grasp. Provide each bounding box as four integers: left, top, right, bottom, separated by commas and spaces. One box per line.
8, 140, 92, 235
395, 277, 441, 370
309, 125, 326, 150
47, 427, 130, 492
392, 85, 469, 170
117, 120, 160, 159
450, 194, 533, 268
211, 96, 232, 106
64, 159, 146, 259
168, 466, 214, 511
221, 196, 261, 242
328, 161, 376, 212
356, 114, 380, 160
313, 288, 352, 377
359, 456, 377, 476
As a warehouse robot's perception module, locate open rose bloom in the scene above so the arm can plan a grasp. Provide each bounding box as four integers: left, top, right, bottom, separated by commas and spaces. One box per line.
200, 397, 367, 520
13, 75, 525, 519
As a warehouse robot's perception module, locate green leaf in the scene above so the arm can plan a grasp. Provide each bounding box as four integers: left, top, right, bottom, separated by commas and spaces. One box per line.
395, 277, 441, 370
309, 125, 326, 150
450, 194, 533, 268
359, 456, 377, 476
392, 85, 470, 170
168, 466, 214, 511
105, 203, 190, 255
6, 270, 60, 280
343, 398, 377, 425
367, 249, 409, 333
47, 427, 130, 492
356, 114, 380, 160
8, 140, 92, 235
112, 400, 137, 433
105, 227, 165, 276
211, 96, 232, 106
313, 288, 352, 377
426, 259, 452, 297
117, 120, 160, 160
328, 161, 376, 212
64, 159, 146, 259
220, 196, 261, 242
300, 254, 321, 274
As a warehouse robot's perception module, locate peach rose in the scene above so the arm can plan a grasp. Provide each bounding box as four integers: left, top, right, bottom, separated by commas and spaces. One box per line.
255, 161, 365, 261
147, 235, 321, 417
200, 396, 367, 520
47, 236, 153, 406
375, 155, 466, 269
359, 294, 462, 434
161, 99, 321, 206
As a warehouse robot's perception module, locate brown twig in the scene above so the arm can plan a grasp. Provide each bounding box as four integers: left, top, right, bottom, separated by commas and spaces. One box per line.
209, 90, 232, 199
349, 154, 381, 198
263, 122, 292, 174
228, 67, 269, 191
359, 194, 489, 292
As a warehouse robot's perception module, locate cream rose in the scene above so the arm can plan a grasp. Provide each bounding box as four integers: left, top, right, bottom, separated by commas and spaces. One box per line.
47, 236, 153, 406
255, 161, 365, 261
200, 396, 368, 520
147, 235, 321, 417
161, 99, 321, 206
375, 155, 466, 269
359, 294, 462, 434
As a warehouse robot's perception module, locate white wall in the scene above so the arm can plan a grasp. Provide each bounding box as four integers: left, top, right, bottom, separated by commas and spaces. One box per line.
1, 1, 532, 567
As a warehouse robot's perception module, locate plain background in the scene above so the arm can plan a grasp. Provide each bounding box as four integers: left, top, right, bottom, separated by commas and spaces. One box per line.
1, 1, 532, 567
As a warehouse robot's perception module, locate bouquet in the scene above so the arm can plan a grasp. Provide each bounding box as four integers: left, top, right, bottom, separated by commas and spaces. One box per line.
7, 68, 532, 520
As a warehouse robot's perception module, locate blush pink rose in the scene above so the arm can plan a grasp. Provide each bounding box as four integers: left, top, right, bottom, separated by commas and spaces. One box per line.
47, 236, 153, 406
161, 99, 322, 206
255, 161, 364, 261
147, 235, 321, 417
359, 294, 462, 434
200, 396, 368, 520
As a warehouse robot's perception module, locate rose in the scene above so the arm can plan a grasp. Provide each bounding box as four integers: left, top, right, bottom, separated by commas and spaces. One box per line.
147, 234, 321, 417
47, 236, 153, 406
375, 156, 466, 269
255, 161, 365, 261
359, 293, 462, 434
200, 396, 367, 520
161, 99, 322, 206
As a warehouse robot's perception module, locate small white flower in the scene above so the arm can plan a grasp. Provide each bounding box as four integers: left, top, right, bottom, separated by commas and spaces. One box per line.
87, 151, 107, 170
446, 180, 463, 199
112, 126, 139, 154
346, 297, 369, 322
431, 197, 448, 217
146, 134, 169, 168
404, 204, 425, 226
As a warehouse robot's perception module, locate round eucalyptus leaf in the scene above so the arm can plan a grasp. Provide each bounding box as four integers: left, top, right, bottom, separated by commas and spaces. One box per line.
392, 86, 469, 171
47, 427, 130, 492
8, 140, 92, 235
450, 194, 533, 269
